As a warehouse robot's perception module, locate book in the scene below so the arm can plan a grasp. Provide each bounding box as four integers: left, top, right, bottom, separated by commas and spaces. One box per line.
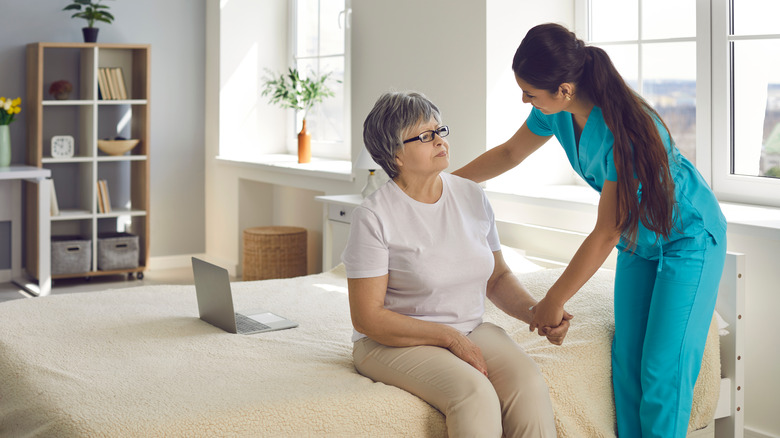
100, 179, 112, 213
98, 68, 112, 100
96, 180, 103, 213
113, 67, 128, 100
49, 179, 60, 216
97, 180, 105, 213
105, 68, 119, 100
96, 73, 104, 100
97, 68, 105, 99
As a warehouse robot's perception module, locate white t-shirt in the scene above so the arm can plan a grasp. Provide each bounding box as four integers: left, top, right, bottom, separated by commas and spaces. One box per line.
342, 172, 501, 342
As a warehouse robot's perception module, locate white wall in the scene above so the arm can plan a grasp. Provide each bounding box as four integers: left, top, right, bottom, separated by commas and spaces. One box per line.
350, 0, 487, 173
726, 224, 780, 436
219, 0, 288, 161
486, 0, 576, 189
0, 0, 206, 264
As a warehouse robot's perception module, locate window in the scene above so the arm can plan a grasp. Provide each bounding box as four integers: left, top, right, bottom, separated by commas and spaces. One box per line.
217, 0, 350, 165
291, 0, 351, 160
486, 1, 779, 207
712, 0, 780, 205
584, 0, 699, 164
582, 0, 780, 207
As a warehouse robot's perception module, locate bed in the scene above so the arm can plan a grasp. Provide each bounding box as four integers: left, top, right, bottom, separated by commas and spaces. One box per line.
0, 241, 744, 437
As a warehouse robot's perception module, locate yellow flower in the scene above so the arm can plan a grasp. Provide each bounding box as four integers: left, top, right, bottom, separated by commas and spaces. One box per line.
0, 96, 22, 125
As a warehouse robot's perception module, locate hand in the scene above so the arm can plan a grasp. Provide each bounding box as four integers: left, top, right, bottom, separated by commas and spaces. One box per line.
543, 312, 573, 346
529, 296, 566, 334
447, 332, 488, 377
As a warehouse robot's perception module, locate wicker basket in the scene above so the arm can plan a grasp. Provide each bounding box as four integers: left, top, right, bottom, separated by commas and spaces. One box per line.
242, 226, 307, 281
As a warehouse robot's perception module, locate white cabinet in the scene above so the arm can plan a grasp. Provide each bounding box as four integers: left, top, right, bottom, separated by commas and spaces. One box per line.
314, 194, 362, 270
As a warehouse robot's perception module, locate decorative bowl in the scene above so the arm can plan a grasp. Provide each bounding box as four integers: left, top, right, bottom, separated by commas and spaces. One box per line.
98, 139, 140, 156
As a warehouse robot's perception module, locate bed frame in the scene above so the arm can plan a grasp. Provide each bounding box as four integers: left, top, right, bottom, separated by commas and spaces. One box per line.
714, 251, 745, 438
0, 221, 744, 437
496, 221, 745, 438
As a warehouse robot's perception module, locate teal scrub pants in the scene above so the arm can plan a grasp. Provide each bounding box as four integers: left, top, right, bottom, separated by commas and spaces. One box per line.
612, 232, 726, 437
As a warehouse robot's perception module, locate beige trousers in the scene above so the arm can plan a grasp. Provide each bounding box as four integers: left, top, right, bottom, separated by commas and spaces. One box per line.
352, 322, 557, 438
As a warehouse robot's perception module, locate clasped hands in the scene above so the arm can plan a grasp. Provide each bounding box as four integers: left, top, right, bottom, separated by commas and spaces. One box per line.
529, 296, 573, 346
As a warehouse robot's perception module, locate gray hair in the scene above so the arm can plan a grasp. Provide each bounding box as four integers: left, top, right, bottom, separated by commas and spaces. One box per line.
362, 91, 442, 179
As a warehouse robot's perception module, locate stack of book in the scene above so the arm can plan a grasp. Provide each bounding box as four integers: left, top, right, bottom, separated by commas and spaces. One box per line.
97, 67, 129, 100
49, 179, 59, 216
97, 179, 112, 213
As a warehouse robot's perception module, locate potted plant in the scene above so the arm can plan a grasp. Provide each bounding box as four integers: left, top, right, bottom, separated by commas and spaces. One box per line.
63, 0, 115, 43
49, 80, 73, 100
0, 97, 22, 167
261, 68, 336, 163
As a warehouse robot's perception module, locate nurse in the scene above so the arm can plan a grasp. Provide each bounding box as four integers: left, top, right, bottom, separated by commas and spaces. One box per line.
453, 23, 727, 438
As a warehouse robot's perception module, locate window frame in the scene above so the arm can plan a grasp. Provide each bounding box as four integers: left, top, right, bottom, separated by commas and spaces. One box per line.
576, 0, 780, 208
711, 0, 780, 206
576, 0, 706, 176
288, 0, 352, 161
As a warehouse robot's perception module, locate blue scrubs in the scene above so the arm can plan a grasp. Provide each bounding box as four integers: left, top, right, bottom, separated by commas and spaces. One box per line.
526, 106, 727, 437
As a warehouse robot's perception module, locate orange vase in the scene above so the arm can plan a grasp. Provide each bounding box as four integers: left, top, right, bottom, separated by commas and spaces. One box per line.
297, 119, 311, 164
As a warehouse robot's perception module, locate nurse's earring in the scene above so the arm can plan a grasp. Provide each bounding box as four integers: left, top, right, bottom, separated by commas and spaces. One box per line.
565, 94, 572, 101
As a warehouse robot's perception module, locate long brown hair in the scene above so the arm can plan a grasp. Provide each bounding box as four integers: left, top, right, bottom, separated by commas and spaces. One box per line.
513, 23, 676, 244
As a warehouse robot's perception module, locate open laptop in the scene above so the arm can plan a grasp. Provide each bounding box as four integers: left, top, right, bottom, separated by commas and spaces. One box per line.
191, 257, 298, 334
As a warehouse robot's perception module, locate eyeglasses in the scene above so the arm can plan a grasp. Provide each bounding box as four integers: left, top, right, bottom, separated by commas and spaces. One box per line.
402, 125, 450, 144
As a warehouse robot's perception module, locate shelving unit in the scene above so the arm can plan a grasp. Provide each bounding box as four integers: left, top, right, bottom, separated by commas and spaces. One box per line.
25, 42, 150, 281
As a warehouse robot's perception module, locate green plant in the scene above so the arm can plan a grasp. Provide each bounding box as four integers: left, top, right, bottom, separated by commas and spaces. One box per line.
63, 0, 115, 28
261, 68, 336, 121
766, 166, 780, 178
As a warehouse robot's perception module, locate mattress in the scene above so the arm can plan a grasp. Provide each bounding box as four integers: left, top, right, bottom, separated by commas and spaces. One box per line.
0, 264, 719, 437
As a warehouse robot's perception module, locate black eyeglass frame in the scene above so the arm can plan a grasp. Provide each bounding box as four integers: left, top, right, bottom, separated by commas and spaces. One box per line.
402, 125, 450, 144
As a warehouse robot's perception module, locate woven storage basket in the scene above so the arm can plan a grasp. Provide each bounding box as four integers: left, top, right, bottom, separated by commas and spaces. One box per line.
97, 232, 139, 271
51, 236, 91, 275
243, 226, 307, 281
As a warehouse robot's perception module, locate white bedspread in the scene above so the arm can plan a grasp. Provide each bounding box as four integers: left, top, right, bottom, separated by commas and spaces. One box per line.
0, 265, 718, 437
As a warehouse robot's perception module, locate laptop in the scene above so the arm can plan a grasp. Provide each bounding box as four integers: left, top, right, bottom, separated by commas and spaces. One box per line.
191, 257, 298, 334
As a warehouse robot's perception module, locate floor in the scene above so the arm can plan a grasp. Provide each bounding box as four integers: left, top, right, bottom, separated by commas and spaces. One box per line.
0, 267, 203, 303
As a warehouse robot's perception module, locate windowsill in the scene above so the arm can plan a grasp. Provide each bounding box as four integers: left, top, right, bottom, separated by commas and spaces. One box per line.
216, 154, 354, 182
487, 184, 600, 211
718, 202, 780, 236
486, 185, 780, 239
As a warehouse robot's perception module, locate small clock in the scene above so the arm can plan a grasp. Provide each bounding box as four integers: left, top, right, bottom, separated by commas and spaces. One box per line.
51, 135, 75, 158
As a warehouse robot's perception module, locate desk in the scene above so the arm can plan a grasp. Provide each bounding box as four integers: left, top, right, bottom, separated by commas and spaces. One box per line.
0, 166, 51, 296
314, 194, 361, 270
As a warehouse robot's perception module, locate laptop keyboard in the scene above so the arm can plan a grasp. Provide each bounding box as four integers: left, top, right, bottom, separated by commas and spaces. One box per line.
235, 313, 271, 332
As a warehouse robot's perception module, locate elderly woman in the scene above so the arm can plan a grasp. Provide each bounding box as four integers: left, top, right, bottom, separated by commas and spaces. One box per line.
342, 91, 567, 438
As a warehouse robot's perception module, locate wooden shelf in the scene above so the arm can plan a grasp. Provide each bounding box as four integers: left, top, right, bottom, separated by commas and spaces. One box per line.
25, 42, 151, 281
52, 266, 147, 280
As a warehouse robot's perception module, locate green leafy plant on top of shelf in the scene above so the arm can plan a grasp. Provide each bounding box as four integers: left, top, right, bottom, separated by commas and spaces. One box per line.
63, 0, 115, 28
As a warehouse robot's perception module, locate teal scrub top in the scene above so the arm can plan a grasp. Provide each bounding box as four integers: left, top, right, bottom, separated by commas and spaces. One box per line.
525, 106, 726, 250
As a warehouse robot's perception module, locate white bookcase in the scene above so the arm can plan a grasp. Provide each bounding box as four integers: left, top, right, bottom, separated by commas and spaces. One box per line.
25, 42, 150, 281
